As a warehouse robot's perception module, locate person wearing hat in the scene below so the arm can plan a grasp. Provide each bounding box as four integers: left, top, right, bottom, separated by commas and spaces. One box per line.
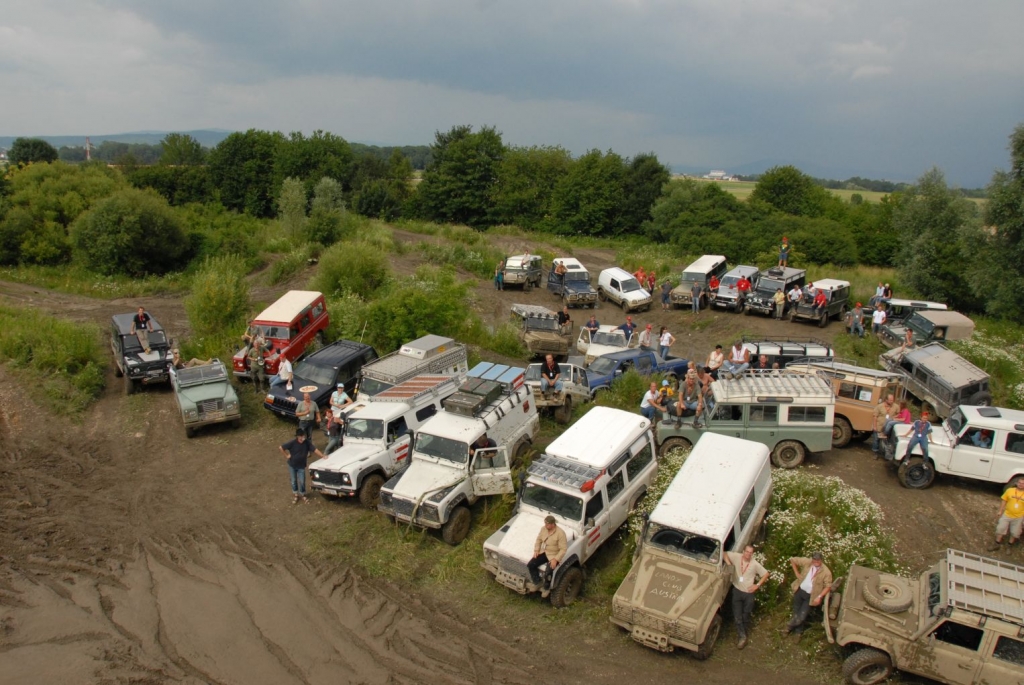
658, 378, 675, 403
779, 236, 791, 267
279, 428, 325, 504
785, 552, 833, 635
847, 302, 865, 338
330, 382, 353, 419
638, 323, 654, 351
527, 514, 567, 597
618, 315, 637, 338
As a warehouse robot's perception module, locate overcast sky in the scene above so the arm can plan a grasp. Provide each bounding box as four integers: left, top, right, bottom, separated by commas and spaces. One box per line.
2, 1, 1022, 186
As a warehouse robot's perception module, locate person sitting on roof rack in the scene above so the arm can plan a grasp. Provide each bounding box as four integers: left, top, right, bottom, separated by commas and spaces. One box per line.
722, 341, 751, 379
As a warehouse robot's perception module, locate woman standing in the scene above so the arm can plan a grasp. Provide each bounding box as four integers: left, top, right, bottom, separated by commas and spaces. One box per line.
658, 326, 676, 360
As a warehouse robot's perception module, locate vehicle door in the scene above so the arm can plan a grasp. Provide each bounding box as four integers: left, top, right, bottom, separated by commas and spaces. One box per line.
583, 491, 610, 561
635, 353, 653, 375
601, 465, 630, 540
744, 404, 779, 448
948, 426, 996, 479
610, 278, 622, 302
470, 447, 514, 496
903, 620, 983, 685
548, 266, 563, 294
577, 328, 591, 355
708, 403, 746, 439
626, 332, 639, 349
575, 366, 592, 396
386, 416, 413, 470
978, 633, 1024, 685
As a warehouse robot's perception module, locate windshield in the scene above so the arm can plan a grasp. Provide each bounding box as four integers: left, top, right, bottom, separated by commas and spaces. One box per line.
588, 357, 617, 375
345, 418, 384, 440
521, 483, 583, 521
758, 278, 784, 293
356, 377, 391, 397
293, 361, 337, 387
415, 433, 469, 464
124, 330, 168, 350
646, 523, 721, 563
680, 271, 705, 284
946, 408, 965, 434
526, 317, 559, 331
592, 331, 627, 347
259, 325, 292, 340
564, 272, 589, 283
621, 278, 644, 293
907, 313, 935, 335
720, 276, 739, 287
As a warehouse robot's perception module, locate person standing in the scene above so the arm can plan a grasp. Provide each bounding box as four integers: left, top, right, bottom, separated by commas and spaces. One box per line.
872, 393, 895, 455
646, 270, 656, 293
527, 515, 567, 597
773, 288, 786, 319
871, 302, 887, 335
618, 315, 637, 339
658, 326, 676, 360
494, 262, 504, 290
279, 429, 325, 504
778, 237, 791, 267
785, 552, 833, 635
295, 392, 321, 443
130, 306, 154, 354
706, 344, 725, 380
690, 281, 703, 314
248, 340, 268, 394
640, 382, 665, 422
847, 302, 865, 338
660, 279, 672, 311
904, 411, 934, 461
633, 266, 647, 285
991, 476, 1024, 551
724, 545, 769, 649
638, 323, 654, 351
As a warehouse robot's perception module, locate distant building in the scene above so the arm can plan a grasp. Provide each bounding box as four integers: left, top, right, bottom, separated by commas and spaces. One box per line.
703, 170, 737, 181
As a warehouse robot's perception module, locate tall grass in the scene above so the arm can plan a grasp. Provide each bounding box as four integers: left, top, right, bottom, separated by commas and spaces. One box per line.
0, 304, 106, 413
0, 264, 190, 299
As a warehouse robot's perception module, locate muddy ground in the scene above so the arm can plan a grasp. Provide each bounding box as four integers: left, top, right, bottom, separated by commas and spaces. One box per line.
0, 234, 1010, 685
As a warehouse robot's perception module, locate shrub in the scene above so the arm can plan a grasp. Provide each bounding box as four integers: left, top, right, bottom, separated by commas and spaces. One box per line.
363, 266, 473, 351
311, 241, 391, 298
416, 241, 505, 279
267, 245, 314, 285
184, 255, 250, 338
70, 188, 189, 275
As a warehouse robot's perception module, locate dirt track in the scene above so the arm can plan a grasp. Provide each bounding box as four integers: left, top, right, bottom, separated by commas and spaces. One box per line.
0, 238, 1009, 685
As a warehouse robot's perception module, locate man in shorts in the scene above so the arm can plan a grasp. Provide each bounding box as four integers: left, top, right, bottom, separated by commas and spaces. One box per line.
991, 476, 1024, 551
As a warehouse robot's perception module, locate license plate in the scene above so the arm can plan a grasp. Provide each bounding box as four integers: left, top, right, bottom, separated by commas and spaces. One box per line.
632, 626, 671, 651
203, 410, 225, 420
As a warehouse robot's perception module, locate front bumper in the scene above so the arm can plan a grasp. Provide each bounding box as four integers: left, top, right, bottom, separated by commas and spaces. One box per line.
129, 366, 170, 384
184, 410, 241, 430
310, 470, 357, 496
378, 493, 442, 529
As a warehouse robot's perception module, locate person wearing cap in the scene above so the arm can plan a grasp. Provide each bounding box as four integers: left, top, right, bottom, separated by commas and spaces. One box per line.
330, 382, 353, 419
847, 302, 865, 338
618, 315, 637, 338
904, 411, 934, 461
772, 288, 786, 319
724, 544, 769, 649
778, 236, 791, 267
295, 392, 321, 443
638, 323, 654, 351
527, 515, 567, 596
279, 428, 325, 504
646, 270, 656, 293
658, 378, 675, 403
785, 552, 833, 635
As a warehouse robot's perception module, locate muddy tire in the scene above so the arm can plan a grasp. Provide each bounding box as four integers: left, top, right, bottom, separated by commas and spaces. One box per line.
441, 505, 471, 546
513, 440, 532, 468
693, 614, 721, 661
862, 576, 914, 614
832, 416, 853, 448
359, 473, 385, 509
897, 457, 935, 489
659, 437, 692, 458
553, 396, 572, 424
549, 566, 583, 608
124, 374, 137, 395
771, 440, 805, 468
828, 591, 843, 621
818, 312, 829, 328
621, 298, 630, 312
598, 289, 607, 302
842, 648, 893, 685
231, 418, 241, 429
185, 426, 196, 439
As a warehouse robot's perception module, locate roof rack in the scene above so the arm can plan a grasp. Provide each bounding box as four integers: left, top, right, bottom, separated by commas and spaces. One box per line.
945, 549, 1024, 626
742, 335, 830, 347
528, 454, 603, 490
511, 303, 558, 320
715, 373, 833, 401
372, 375, 458, 403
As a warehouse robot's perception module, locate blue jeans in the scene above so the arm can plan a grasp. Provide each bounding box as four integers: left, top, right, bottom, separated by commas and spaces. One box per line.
541, 377, 563, 392
270, 375, 289, 387
691, 298, 700, 313
905, 435, 930, 460
873, 431, 885, 453
723, 361, 749, 376
288, 465, 306, 494
659, 345, 671, 359
640, 405, 657, 422
850, 321, 864, 337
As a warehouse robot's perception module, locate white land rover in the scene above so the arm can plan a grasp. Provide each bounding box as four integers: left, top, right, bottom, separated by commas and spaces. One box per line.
481, 407, 657, 607
378, 362, 539, 545
308, 375, 459, 507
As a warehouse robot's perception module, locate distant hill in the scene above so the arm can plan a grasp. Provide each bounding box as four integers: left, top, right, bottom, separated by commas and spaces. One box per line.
0, 130, 233, 150
671, 159, 913, 186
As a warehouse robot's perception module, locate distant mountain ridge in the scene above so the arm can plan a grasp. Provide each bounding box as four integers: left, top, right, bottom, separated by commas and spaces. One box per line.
670, 159, 914, 185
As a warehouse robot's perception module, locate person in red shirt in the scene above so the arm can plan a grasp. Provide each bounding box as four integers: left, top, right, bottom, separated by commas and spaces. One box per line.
737, 276, 751, 293
646, 270, 656, 293
634, 266, 646, 284
812, 290, 828, 317
708, 274, 720, 292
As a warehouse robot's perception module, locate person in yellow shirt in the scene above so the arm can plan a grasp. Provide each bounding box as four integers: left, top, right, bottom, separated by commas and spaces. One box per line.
991, 476, 1024, 550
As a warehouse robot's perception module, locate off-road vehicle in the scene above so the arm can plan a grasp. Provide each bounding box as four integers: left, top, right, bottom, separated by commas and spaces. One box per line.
309, 375, 459, 507
502, 254, 543, 291
880, 297, 947, 324
790, 278, 851, 328
784, 360, 904, 448
880, 310, 975, 348
612, 432, 771, 658
524, 357, 594, 424
357, 334, 467, 397
264, 341, 378, 420
670, 255, 728, 310
597, 267, 652, 312
656, 374, 834, 468
879, 342, 991, 419
378, 362, 539, 545
482, 407, 657, 607
883, 405, 1024, 490
827, 548, 1024, 685
510, 304, 572, 360
232, 290, 329, 380
546, 257, 598, 308
584, 349, 690, 393
711, 264, 759, 313
110, 312, 173, 395
170, 359, 242, 437
740, 337, 834, 369
745, 266, 807, 318
576, 324, 637, 366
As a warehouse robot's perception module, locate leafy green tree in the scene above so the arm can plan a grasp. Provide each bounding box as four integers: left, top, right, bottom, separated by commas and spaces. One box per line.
160, 133, 205, 166
278, 177, 308, 243
490, 145, 572, 229
311, 241, 391, 298
273, 130, 354, 198
417, 125, 505, 228
750, 165, 834, 217
306, 177, 345, 245
128, 165, 214, 205
208, 129, 283, 217
364, 266, 472, 351
620, 153, 671, 234
545, 149, 626, 236
70, 188, 189, 275
9, 138, 58, 165
892, 168, 983, 311
185, 255, 250, 337
978, 123, 1024, 322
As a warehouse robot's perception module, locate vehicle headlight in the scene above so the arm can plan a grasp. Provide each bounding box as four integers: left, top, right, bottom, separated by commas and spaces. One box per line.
225, 400, 239, 411
185, 408, 198, 419
485, 549, 498, 563
311, 470, 321, 480
341, 473, 351, 485
265, 394, 274, 403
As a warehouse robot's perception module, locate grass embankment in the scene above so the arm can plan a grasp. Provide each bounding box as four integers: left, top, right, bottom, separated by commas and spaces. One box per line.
0, 264, 190, 298
0, 304, 106, 413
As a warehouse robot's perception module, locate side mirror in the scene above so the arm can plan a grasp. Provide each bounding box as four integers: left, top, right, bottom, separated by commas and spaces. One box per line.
614, 369, 622, 376
585, 517, 596, 530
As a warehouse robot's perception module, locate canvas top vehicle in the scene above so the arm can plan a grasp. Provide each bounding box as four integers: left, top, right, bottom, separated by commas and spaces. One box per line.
670, 255, 728, 308
232, 290, 329, 379
547, 257, 598, 308
597, 267, 652, 313
577, 324, 638, 365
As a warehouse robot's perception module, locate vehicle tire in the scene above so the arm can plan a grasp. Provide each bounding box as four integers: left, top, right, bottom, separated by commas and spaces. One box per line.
621, 298, 630, 312
828, 591, 843, 622
693, 614, 722, 661
124, 374, 136, 395
441, 505, 472, 546
753, 519, 767, 546
359, 473, 385, 509
771, 440, 805, 468
628, 489, 647, 512
512, 439, 532, 468
549, 566, 584, 608
864, 573, 913, 610
553, 396, 573, 424
309, 332, 325, 353
832, 416, 853, 448
968, 391, 992, 406
598, 289, 607, 302
185, 426, 196, 439
659, 437, 692, 457
842, 648, 893, 685
818, 312, 829, 328
744, 305, 753, 316
231, 419, 241, 429
897, 457, 935, 489
114, 362, 123, 378
524, 280, 533, 293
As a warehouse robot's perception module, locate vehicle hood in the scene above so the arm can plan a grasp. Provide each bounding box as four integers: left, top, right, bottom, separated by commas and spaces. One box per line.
267, 373, 329, 405
387, 459, 465, 500
621, 290, 652, 303
524, 330, 568, 343
127, 347, 171, 366
717, 286, 740, 299
309, 442, 381, 473
486, 510, 578, 562
562, 283, 597, 295
177, 383, 231, 405
621, 551, 724, 622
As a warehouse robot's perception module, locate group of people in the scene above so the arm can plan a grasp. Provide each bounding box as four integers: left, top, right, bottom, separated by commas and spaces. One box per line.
277, 380, 354, 504
583, 314, 678, 360
631, 266, 659, 294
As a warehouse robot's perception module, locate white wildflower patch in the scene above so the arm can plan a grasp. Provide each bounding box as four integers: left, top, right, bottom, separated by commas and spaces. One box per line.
949, 330, 1024, 408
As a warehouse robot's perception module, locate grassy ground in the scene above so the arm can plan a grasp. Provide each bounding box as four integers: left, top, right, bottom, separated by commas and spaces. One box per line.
683, 178, 985, 206
0, 264, 191, 298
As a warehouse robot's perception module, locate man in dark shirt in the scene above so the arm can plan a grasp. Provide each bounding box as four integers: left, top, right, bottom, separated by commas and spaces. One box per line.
130, 306, 154, 354
557, 306, 572, 334
618, 316, 637, 338
279, 429, 325, 503
585, 315, 600, 334
540, 354, 563, 394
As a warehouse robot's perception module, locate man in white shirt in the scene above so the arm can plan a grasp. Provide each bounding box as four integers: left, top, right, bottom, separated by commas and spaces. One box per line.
270, 356, 294, 388
639, 382, 665, 422
722, 341, 751, 379
785, 552, 833, 636
871, 303, 887, 335
723, 545, 768, 649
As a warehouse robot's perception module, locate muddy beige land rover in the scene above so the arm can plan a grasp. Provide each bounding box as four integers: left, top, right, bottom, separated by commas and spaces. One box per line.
828, 549, 1024, 684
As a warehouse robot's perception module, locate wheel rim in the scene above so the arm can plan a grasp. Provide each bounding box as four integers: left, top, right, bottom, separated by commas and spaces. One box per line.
365, 480, 382, 506
855, 664, 887, 683
452, 512, 470, 541
832, 424, 843, 441
565, 573, 582, 602
906, 463, 930, 486
778, 446, 799, 466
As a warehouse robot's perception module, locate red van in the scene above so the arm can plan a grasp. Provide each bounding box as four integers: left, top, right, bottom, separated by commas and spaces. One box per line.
232, 290, 330, 379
